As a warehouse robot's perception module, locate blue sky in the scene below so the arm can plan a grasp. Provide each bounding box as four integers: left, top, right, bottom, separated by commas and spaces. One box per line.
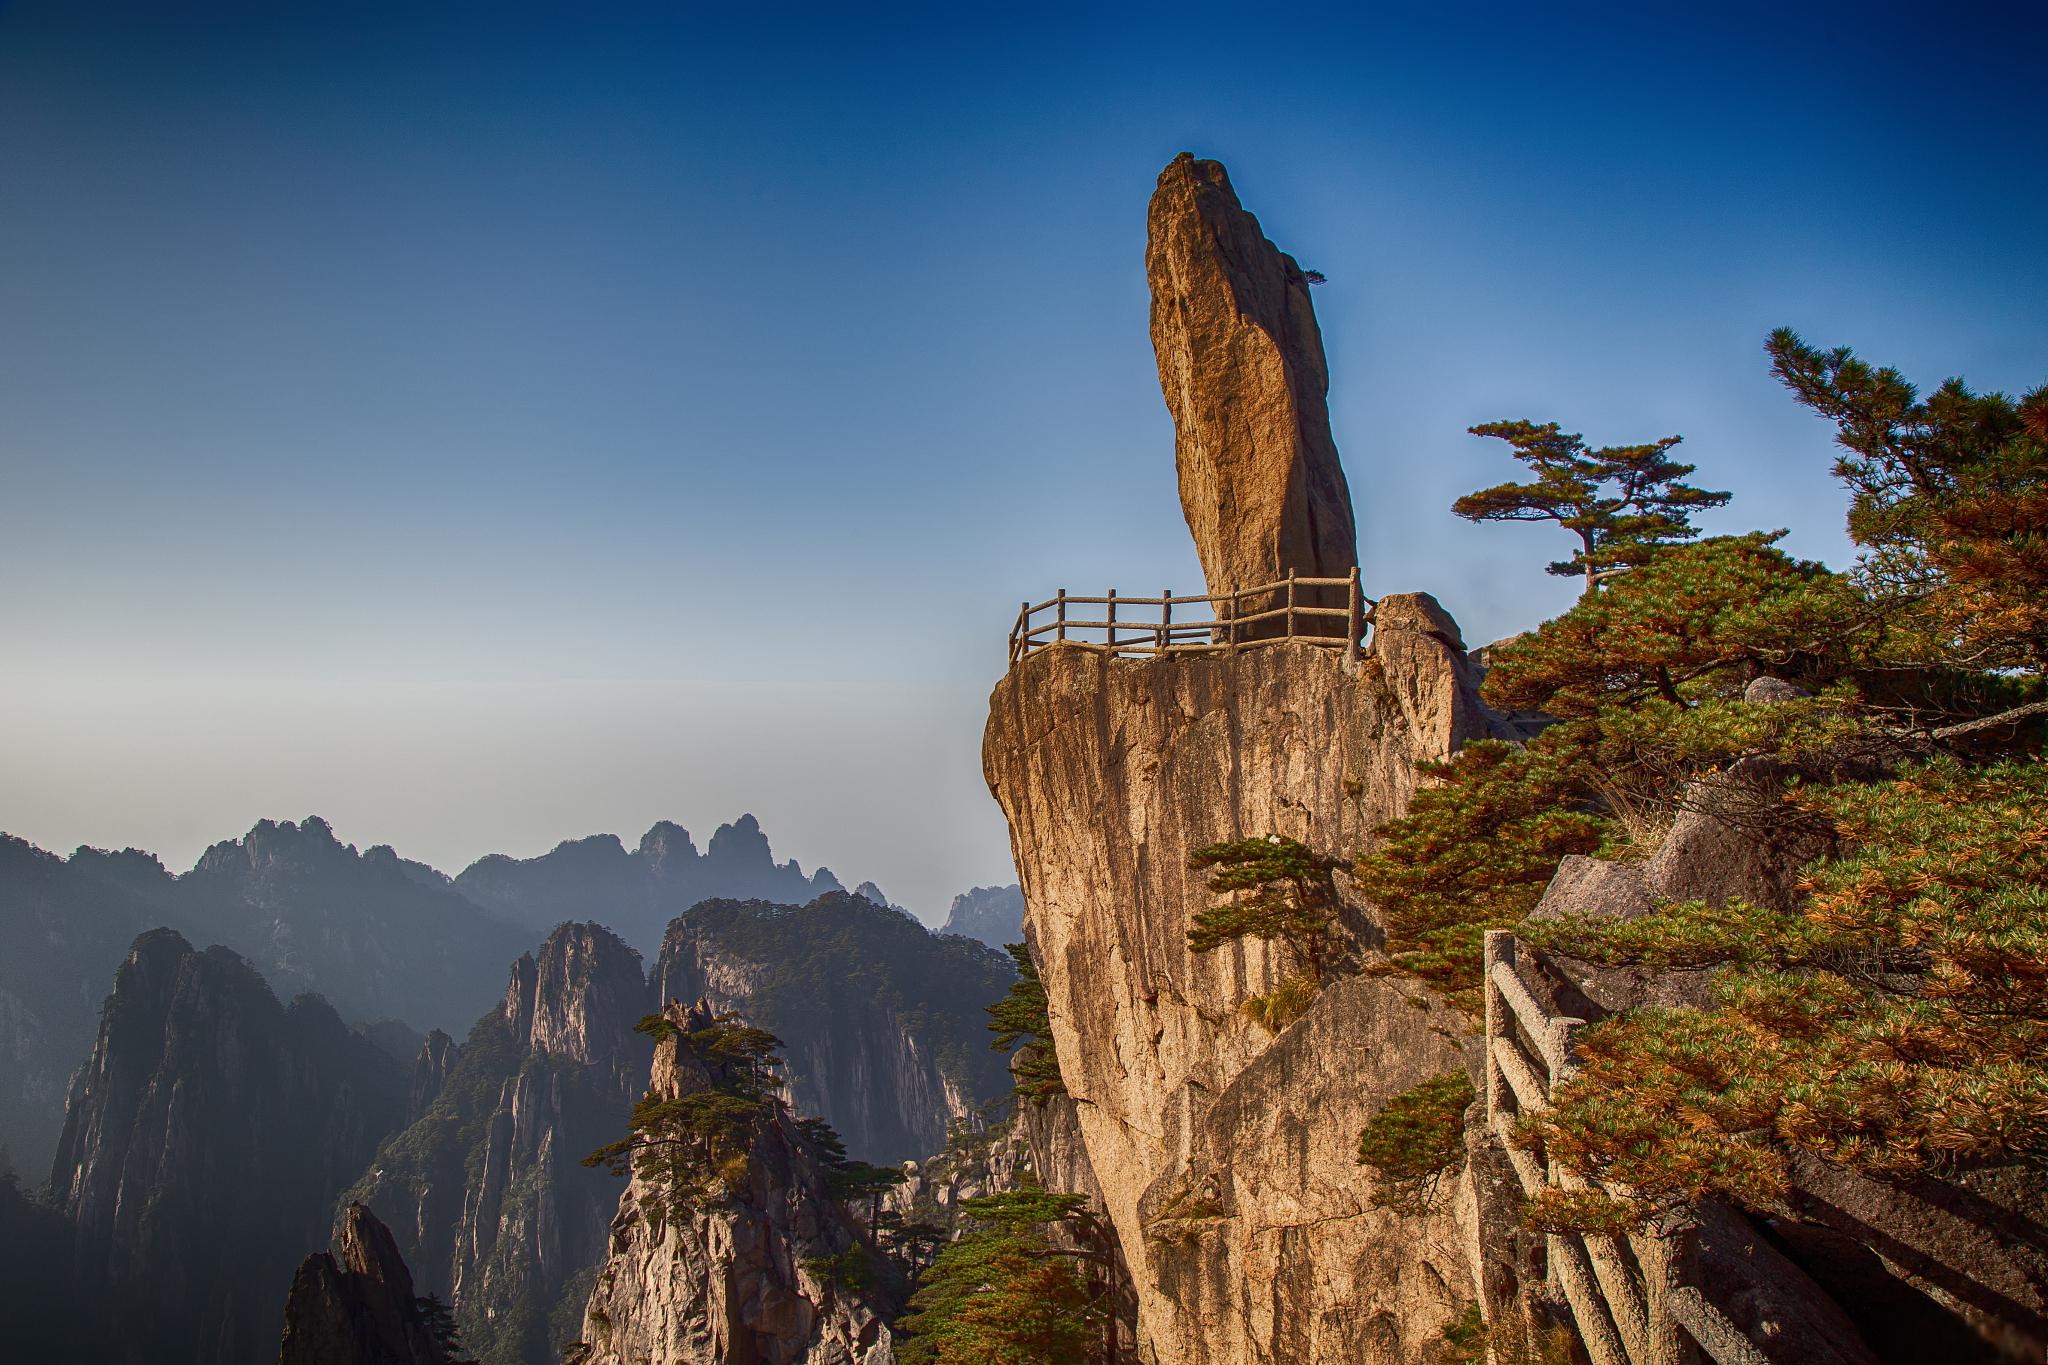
2, 2, 2043, 919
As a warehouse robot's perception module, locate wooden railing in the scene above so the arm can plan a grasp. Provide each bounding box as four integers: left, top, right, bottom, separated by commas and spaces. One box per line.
1484, 931, 1772, 1365
1006, 567, 1373, 667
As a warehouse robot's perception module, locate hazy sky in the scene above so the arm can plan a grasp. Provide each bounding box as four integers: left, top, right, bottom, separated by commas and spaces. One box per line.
3, 2, 2043, 921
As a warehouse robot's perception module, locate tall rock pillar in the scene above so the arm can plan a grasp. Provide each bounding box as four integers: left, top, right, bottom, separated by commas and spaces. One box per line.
1148, 152, 1358, 633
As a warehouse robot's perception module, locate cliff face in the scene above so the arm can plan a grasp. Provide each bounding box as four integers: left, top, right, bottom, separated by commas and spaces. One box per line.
653, 893, 1016, 1163
984, 607, 1516, 1364
51, 928, 408, 1365
346, 922, 654, 1365
278, 1202, 454, 1365
575, 1003, 894, 1365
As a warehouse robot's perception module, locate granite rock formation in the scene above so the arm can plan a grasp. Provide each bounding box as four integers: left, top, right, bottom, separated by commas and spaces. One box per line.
345, 922, 655, 1365
278, 1202, 457, 1365
1147, 152, 1358, 629
51, 928, 409, 1365
652, 892, 1016, 1163
937, 883, 1025, 950
984, 601, 1519, 1363
573, 1001, 894, 1365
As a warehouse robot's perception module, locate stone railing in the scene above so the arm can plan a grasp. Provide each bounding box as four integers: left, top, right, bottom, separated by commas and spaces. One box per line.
1006, 567, 1372, 666
1484, 930, 1772, 1365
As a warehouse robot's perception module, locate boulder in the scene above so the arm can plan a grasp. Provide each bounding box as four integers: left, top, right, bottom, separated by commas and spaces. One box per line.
1147, 153, 1358, 634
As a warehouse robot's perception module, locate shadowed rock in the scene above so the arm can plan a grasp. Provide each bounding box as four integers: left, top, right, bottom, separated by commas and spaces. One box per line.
278, 1203, 450, 1365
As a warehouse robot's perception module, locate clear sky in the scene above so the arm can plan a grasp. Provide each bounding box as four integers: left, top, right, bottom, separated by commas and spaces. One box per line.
2, 1, 2043, 921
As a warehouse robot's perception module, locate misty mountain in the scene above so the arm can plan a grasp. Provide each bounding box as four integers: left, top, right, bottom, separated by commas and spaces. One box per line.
0, 818, 528, 1174
452, 812, 844, 953
940, 883, 1026, 950
50, 929, 410, 1365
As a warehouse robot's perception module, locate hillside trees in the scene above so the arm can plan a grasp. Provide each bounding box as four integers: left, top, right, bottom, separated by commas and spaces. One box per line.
1383, 333, 2048, 1230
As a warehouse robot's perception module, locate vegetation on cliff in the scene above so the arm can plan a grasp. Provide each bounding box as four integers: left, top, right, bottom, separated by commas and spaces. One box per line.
988, 941, 1066, 1097
896, 1186, 1122, 1365
1184, 835, 1347, 1030
1359, 332, 2047, 1230
583, 1012, 787, 1220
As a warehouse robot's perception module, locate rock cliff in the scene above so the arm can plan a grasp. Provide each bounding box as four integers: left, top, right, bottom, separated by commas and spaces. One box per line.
345, 922, 655, 1365
984, 607, 1517, 1363
653, 892, 1016, 1163
278, 1202, 458, 1365
1147, 153, 1358, 626
51, 928, 409, 1365
573, 1001, 895, 1365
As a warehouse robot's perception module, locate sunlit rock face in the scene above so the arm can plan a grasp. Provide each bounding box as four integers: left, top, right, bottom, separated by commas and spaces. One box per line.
1147, 152, 1358, 631
984, 603, 1523, 1365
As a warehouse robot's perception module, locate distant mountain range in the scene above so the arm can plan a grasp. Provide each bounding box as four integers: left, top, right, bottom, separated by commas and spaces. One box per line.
0, 811, 1004, 1175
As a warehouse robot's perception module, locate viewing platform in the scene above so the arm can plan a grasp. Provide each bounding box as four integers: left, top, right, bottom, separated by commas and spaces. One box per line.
1006, 566, 1374, 667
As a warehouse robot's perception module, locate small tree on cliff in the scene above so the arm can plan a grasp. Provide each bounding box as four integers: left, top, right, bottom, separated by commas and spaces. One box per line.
1454, 419, 1730, 595
1186, 836, 1346, 1030
988, 942, 1066, 1099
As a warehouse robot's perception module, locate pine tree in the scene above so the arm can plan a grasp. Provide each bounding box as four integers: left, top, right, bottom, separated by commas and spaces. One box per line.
1768, 327, 2048, 682
988, 943, 1065, 1098
582, 1014, 786, 1225
1454, 419, 1730, 595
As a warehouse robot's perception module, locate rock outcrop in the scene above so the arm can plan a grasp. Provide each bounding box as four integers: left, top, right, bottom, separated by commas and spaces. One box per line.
984, 603, 1517, 1363
345, 922, 654, 1365
1147, 153, 1358, 627
573, 1001, 894, 1365
51, 928, 409, 1365
278, 1202, 455, 1365
653, 892, 1016, 1163
938, 883, 1025, 950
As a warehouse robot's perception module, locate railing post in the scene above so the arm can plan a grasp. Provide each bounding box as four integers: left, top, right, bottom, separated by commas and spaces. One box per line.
1057, 589, 1067, 644
1106, 589, 1117, 651
1286, 569, 1297, 638
1483, 931, 1511, 1124
1347, 565, 1363, 663
1229, 587, 1240, 653
1017, 601, 1029, 663
1159, 589, 1171, 652
1641, 1218, 1690, 1365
